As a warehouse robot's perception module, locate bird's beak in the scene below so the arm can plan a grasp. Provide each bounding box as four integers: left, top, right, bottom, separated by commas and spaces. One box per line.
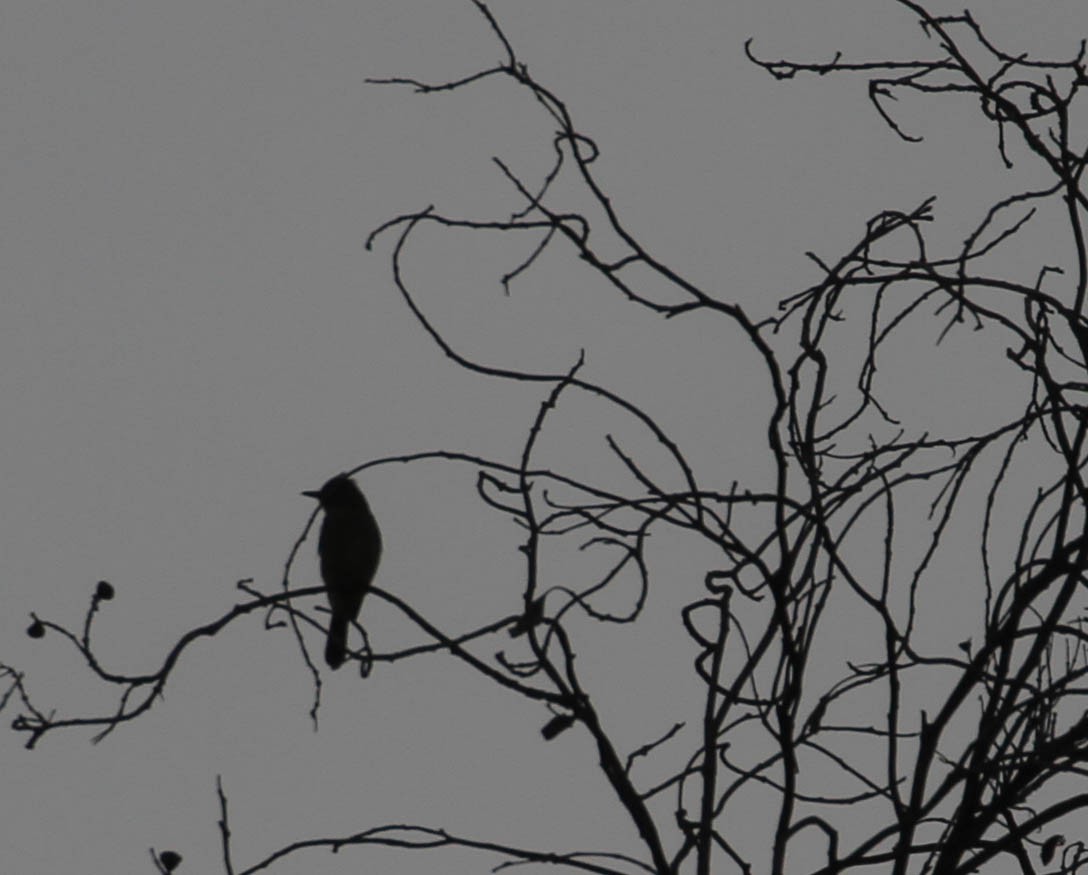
301, 490, 321, 499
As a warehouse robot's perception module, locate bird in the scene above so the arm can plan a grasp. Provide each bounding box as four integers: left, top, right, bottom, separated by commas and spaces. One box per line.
302, 474, 382, 670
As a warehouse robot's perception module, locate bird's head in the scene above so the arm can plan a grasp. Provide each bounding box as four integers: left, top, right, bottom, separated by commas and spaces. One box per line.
302, 474, 365, 509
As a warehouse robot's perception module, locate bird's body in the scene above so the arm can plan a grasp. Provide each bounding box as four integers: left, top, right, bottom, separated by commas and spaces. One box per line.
303, 475, 382, 669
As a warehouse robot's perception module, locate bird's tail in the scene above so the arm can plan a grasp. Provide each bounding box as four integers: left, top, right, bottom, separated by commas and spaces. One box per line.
325, 617, 349, 670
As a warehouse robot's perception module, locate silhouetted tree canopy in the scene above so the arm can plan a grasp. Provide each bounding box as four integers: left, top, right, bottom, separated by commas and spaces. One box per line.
5, 2, 1088, 873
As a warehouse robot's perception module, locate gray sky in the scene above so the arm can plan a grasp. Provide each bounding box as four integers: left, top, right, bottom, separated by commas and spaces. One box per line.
2, 1, 1086, 872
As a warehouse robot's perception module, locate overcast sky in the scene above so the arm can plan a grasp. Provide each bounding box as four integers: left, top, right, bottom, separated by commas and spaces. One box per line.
2, 1, 1086, 872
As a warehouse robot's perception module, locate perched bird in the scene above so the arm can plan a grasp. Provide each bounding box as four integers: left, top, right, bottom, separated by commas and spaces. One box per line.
302, 474, 382, 669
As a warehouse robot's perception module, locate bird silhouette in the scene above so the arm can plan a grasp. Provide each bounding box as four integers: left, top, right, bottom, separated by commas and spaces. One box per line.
302, 474, 382, 669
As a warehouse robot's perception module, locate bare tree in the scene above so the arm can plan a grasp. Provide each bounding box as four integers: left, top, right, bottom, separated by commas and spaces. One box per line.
5, 2, 1088, 873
